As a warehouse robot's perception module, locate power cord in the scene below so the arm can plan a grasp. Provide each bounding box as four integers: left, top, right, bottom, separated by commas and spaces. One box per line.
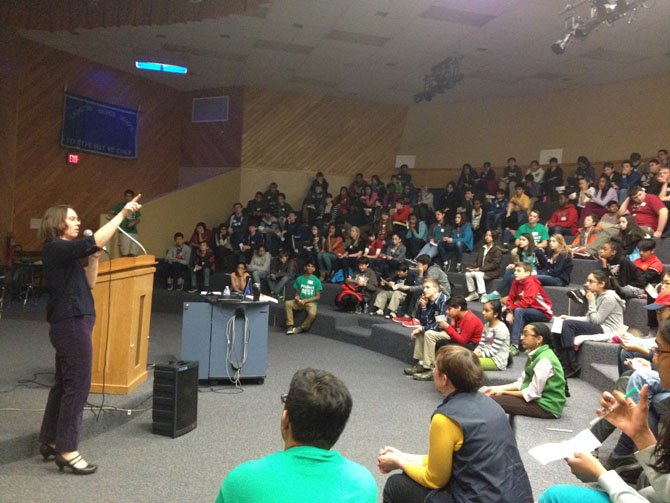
223, 307, 250, 391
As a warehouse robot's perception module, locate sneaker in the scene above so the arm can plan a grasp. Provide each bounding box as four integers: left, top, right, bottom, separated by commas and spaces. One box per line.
286, 327, 303, 335
464, 292, 480, 302
371, 308, 384, 316
442, 260, 451, 272
404, 363, 426, 376
167, 284, 174, 291
413, 370, 434, 381
455, 263, 463, 273
509, 344, 519, 356
177, 279, 184, 291
392, 315, 412, 324
187, 288, 198, 294
385, 311, 397, 320
405, 258, 417, 266
402, 319, 422, 328
567, 289, 586, 304
480, 291, 501, 303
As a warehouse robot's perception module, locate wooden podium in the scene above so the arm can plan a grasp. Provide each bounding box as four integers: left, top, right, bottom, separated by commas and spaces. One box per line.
91, 255, 156, 394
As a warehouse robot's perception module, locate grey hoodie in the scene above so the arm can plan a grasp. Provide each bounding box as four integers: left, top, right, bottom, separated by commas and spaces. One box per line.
583, 289, 625, 333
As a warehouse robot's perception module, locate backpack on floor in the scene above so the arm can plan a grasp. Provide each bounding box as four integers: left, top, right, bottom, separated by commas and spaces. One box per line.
335, 283, 363, 310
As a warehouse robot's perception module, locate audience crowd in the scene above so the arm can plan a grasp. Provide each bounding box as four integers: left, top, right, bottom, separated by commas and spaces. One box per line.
180, 152, 670, 502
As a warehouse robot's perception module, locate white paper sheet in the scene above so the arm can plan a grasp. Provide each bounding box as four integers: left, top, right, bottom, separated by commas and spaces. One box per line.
528, 429, 601, 465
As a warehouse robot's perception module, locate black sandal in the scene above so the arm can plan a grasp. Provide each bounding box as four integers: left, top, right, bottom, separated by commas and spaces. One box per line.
55, 454, 98, 475
39, 443, 57, 461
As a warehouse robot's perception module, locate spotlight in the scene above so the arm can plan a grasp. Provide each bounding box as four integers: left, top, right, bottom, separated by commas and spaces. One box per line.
551, 32, 573, 55
574, 18, 600, 38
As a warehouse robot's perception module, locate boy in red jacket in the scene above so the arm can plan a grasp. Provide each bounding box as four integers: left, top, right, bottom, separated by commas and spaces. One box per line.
505, 262, 553, 354
546, 193, 578, 237
434, 295, 484, 354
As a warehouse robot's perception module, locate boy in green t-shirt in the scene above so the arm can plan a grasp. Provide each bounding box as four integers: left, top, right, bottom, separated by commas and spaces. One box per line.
285, 260, 323, 335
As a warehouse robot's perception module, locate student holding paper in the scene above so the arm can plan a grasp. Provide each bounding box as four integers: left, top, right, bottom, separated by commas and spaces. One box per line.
539, 318, 670, 503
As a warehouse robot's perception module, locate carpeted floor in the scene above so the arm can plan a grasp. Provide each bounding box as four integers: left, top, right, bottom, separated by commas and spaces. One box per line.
0, 302, 618, 502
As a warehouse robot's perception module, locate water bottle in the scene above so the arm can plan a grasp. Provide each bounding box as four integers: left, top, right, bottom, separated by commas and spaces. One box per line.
223, 286, 230, 297
252, 283, 261, 301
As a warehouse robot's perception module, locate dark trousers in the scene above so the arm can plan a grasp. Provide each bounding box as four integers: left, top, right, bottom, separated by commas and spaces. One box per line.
39, 315, 95, 452
435, 339, 477, 353
383, 473, 436, 503
559, 320, 602, 348
490, 395, 555, 419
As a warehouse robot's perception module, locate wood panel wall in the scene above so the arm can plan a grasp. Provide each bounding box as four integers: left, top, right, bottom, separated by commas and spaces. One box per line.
12, 38, 183, 251
0, 27, 19, 257
241, 88, 408, 178
180, 87, 243, 168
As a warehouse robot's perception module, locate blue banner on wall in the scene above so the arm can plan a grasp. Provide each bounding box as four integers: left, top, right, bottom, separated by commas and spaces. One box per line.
60, 93, 138, 159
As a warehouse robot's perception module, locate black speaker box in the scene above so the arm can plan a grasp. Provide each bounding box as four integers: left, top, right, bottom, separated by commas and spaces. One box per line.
152, 360, 198, 438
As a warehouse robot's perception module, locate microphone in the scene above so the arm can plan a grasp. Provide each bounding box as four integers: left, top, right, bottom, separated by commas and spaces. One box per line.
83, 229, 108, 253
117, 226, 148, 255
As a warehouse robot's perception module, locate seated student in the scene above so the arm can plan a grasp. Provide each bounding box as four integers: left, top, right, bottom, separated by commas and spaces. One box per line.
393, 255, 451, 327
617, 159, 640, 204
379, 345, 533, 503
514, 209, 549, 251
570, 178, 595, 215
284, 260, 322, 335
482, 322, 566, 419
599, 199, 620, 227
504, 262, 553, 354
433, 296, 484, 354
362, 233, 384, 267
414, 209, 448, 260
486, 188, 508, 231
509, 182, 530, 213
247, 245, 272, 286
238, 223, 264, 264
335, 226, 365, 279
390, 198, 411, 234
335, 257, 377, 313
464, 229, 503, 302
475, 300, 511, 371
546, 193, 579, 237
635, 237, 664, 288
558, 270, 625, 377
188, 221, 212, 256
404, 214, 427, 259
371, 263, 417, 318
620, 184, 668, 239
377, 232, 406, 278
216, 368, 376, 503
616, 213, 649, 257
598, 240, 647, 300
570, 214, 603, 258
501, 199, 528, 246
230, 262, 251, 294
494, 232, 541, 298
265, 250, 296, 300
469, 197, 487, 244
317, 223, 345, 281
536, 234, 574, 287
522, 173, 540, 200
189, 241, 215, 293
539, 319, 670, 503
403, 278, 450, 380
541, 157, 564, 201
438, 212, 473, 272
164, 232, 191, 290
213, 224, 235, 273
579, 174, 618, 226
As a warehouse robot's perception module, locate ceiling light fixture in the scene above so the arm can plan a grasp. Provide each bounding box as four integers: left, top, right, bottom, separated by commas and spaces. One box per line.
551, 0, 650, 55
135, 61, 188, 74
413, 55, 464, 103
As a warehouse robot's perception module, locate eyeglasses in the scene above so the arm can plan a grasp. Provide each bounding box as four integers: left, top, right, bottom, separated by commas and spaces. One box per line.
280, 393, 288, 404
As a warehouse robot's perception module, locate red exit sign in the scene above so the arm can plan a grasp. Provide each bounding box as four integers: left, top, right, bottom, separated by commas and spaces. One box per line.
67, 153, 80, 164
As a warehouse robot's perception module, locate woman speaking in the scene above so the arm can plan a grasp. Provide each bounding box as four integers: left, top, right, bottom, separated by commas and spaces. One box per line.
38, 194, 142, 475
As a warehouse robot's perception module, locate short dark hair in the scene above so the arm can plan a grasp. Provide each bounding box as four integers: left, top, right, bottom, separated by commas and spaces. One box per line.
396, 263, 409, 273
627, 185, 643, 197
435, 345, 484, 392
447, 295, 467, 311
588, 269, 611, 290
173, 232, 184, 239
124, 189, 135, 197
357, 256, 369, 265
284, 368, 353, 449
639, 238, 657, 252
303, 259, 316, 267
416, 254, 432, 266
603, 240, 622, 257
